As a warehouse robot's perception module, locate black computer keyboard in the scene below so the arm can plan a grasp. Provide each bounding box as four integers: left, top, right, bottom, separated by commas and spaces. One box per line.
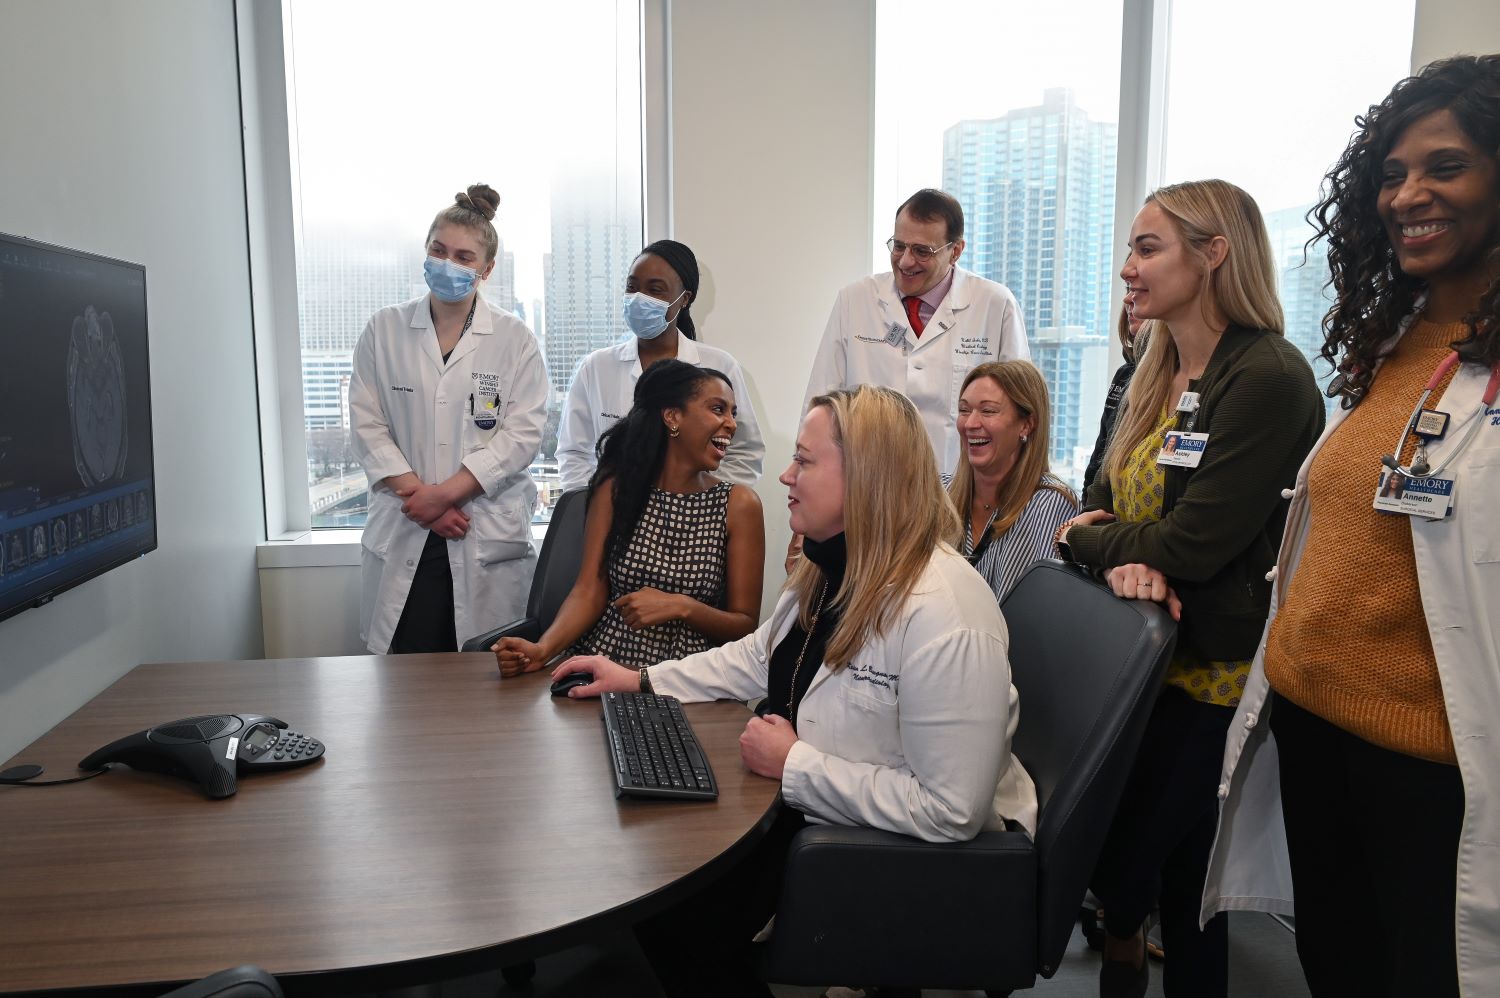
600, 692, 718, 801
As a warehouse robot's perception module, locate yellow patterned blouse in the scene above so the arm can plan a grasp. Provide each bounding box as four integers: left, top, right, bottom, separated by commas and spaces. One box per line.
1110, 406, 1249, 708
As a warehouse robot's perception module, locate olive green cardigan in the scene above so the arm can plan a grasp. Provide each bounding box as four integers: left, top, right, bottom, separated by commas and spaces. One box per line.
1068, 326, 1325, 662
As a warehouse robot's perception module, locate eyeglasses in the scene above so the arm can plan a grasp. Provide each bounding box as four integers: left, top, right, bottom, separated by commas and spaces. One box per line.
886, 238, 954, 260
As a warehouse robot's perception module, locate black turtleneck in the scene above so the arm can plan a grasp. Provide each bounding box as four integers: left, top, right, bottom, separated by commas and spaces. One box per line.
761, 532, 847, 724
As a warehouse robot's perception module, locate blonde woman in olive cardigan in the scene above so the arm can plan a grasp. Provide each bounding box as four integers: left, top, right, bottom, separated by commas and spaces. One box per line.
1056, 179, 1322, 998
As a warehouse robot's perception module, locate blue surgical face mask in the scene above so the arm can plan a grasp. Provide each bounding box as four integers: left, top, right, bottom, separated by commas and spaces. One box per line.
424, 256, 480, 302
621, 290, 686, 340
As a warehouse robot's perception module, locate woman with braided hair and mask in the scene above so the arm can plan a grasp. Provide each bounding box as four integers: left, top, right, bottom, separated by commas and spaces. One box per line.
495, 358, 764, 675
556, 240, 766, 492
1204, 55, 1500, 998
350, 184, 549, 654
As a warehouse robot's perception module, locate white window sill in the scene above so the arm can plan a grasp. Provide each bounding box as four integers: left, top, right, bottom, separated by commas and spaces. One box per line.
256, 523, 550, 569
257, 529, 363, 568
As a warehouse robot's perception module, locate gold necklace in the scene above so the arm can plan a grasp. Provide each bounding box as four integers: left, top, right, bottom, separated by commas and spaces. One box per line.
787, 580, 830, 718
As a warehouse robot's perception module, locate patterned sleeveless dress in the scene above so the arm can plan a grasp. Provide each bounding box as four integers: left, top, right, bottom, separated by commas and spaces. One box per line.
574, 481, 733, 669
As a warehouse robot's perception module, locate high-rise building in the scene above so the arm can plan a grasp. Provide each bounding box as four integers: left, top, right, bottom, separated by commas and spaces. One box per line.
302, 350, 353, 431
1030, 326, 1109, 473
295, 228, 426, 353
943, 89, 1118, 472
490, 240, 518, 316
541, 169, 641, 407
294, 228, 423, 436
1264, 203, 1337, 412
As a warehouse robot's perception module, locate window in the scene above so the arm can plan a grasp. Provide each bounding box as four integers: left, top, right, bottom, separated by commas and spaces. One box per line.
1160, 0, 1415, 404
874, 0, 1124, 489
878, 0, 1417, 485
281, 0, 643, 529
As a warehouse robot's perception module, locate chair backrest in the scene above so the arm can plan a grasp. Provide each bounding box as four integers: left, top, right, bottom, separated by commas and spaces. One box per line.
158, 966, 283, 998
527, 488, 589, 630
1000, 559, 1176, 978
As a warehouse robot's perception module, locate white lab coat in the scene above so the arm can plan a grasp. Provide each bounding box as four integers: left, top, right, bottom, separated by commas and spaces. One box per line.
649, 544, 1038, 842
555, 335, 766, 493
1203, 316, 1500, 996
349, 294, 548, 653
802, 267, 1029, 474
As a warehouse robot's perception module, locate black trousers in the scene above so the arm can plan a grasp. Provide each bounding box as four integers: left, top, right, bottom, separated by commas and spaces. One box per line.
1091, 687, 1233, 998
1271, 693, 1463, 998
387, 531, 457, 654
634, 804, 806, 997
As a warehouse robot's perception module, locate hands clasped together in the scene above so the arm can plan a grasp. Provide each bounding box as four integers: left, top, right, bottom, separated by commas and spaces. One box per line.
491, 586, 689, 678
389, 473, 469, 540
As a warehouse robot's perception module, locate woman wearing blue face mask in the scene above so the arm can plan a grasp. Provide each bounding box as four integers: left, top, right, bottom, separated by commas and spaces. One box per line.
349, 184, 549, 654
556, 240, 765, 492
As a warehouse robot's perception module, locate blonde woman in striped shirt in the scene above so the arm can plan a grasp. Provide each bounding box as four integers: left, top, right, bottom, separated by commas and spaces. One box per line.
947, 360, 1078, 603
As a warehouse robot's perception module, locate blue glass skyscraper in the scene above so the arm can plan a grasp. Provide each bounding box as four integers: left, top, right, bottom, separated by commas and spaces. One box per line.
942, 89, 1118, 476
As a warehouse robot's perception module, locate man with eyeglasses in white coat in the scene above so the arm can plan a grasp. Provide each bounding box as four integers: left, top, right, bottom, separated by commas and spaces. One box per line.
802, 189, 1029, 478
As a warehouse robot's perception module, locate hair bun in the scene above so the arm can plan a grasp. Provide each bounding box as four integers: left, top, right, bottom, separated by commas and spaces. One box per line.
456, 184, 500, 221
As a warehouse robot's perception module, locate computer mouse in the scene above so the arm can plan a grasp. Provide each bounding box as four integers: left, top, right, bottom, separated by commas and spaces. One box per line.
550, 672, 594, 697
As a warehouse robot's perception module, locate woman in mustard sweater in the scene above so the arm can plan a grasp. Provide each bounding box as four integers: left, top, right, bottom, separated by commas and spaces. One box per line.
1205, 56, 1500, 998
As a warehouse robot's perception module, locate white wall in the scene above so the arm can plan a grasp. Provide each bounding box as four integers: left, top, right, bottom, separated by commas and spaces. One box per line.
0, 0, 265, 760
670, 0, 875, 615
1413, 0, 1500, 69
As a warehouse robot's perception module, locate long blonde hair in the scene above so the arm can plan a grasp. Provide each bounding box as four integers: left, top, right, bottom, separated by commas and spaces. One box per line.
947, 361, 1075, 542
1103, 179, 1284, 482
787, 387, 960, 669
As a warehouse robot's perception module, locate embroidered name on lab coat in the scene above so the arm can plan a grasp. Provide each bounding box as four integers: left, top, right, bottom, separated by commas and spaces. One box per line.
847, 663, 900, 692
954, 334, 992, 356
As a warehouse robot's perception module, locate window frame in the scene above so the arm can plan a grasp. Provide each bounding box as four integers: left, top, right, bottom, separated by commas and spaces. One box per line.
237, 0, 669, 546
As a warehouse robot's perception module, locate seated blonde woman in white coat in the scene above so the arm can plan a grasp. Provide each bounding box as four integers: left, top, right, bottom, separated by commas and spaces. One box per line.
555, 385, 1036, 998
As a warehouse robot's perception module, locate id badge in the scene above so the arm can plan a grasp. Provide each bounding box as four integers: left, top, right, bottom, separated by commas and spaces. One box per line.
883, 321, 907, 348
473, 399, 497, 431
1158, 431, 1208, 468
1372, 468, 1455, 519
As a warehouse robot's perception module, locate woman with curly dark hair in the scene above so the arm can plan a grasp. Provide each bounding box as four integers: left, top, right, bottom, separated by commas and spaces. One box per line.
1203, 55, 1500, 998
494, 359, 764, 674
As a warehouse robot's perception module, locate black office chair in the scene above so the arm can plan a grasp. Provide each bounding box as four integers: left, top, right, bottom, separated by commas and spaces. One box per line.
461, 488, 589, 652
158, 966, 282, 998
762, 559, 1176, 995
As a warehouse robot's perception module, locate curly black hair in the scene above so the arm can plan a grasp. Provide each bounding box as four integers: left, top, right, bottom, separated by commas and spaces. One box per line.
1311, 54, 1500, 406
589, 358, 731, 563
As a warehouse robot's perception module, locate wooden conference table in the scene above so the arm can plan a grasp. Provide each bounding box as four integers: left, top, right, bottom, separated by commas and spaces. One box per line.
0, 654, 781, 996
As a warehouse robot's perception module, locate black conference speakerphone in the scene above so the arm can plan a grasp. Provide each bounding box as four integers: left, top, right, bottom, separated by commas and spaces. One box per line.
600, 692, 718, 801
78, 713, 324, 799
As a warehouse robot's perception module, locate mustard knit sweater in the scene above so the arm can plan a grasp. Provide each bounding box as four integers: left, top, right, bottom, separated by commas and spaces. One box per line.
1265, 318, 1463, 764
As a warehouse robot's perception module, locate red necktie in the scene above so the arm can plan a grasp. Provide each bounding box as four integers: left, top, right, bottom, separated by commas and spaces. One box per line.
903, 296, 926, 337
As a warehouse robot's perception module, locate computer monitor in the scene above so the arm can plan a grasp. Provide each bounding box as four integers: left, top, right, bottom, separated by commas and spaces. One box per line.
0, 232, 157, 623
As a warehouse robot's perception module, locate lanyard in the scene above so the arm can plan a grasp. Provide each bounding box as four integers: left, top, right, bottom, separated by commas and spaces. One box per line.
1386, 351, 1500, 479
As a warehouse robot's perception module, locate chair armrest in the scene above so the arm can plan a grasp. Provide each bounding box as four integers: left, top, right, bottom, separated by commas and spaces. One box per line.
459, 617, 540, 653
763, 825, 1038, 991
159, 965, 283, 998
